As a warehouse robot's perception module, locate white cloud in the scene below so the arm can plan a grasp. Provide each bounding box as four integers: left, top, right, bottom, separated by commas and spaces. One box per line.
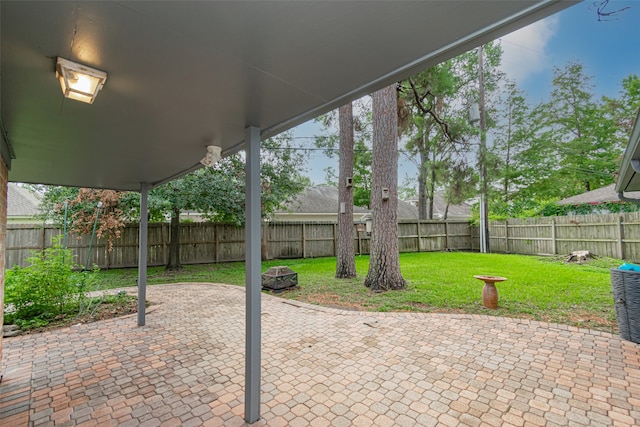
499, 15, 559, 83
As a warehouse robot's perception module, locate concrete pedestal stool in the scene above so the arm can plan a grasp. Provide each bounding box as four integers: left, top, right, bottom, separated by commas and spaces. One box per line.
474, 275, 507, 309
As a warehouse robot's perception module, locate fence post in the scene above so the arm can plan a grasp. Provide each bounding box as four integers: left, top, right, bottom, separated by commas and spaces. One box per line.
214, 224, 220, 263
302, 223, 306, 259
162, 223, 168, 264
41, 226, 46, 251
444, 221, 449, 251
504, 220, 509, 254
551, 218, 557, 255
618, 215, 624, 260
472, 225, 477, 252
417, 221, 422, 252
262, 222, 270, 261
333, 223, 338, 257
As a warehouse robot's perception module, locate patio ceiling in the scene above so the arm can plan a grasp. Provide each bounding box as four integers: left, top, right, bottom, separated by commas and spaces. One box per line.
1, 1, 575, 191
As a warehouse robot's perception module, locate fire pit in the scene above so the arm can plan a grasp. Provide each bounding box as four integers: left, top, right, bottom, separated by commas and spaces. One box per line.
262, 266, 298, 292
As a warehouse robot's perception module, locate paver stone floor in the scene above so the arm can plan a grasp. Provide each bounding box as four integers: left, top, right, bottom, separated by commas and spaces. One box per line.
2, 282, 640, 426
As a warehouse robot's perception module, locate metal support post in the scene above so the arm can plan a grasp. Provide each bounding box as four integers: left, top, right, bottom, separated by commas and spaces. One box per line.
479, 191, 488, 253
244, 126, 261, 423
137, 183, 149, 326
477, 45, 489, 254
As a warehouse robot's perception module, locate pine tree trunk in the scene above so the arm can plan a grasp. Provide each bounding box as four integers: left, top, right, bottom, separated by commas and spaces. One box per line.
418, 142, 428, 221
166, 208, 181, 270
418, 177, 427, 220
428, 167, 436, 220
364, 84, 406, 291
336, 103, 357, 278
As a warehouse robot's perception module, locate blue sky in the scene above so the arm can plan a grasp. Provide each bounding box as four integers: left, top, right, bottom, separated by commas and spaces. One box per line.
295, 1, 640, 185
500, 0, 640, 103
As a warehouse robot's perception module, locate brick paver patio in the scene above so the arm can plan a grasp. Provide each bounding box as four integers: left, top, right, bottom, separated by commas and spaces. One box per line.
1, 282, 640, 426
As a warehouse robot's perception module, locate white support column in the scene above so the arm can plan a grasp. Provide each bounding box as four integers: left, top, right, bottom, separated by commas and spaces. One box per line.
138, 183, 149, 327
479, 195, 488, 253
244, 126, 261, 423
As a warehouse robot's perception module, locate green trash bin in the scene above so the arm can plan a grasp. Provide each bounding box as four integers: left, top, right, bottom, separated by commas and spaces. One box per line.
611, 268, 640, 343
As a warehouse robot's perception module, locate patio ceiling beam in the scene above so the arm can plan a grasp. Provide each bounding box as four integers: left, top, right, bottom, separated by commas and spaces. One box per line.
244, 126, 262, 423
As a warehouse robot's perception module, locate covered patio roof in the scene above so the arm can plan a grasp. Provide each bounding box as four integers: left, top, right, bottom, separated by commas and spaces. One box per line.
616, 108, 640, 196
1, 1, 578, 423
1, 1, 575, 191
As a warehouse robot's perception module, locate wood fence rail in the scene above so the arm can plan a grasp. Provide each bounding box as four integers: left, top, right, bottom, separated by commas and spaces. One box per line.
9, 212, 640, 270
485, 212, 640, 261
5, 220, 473, 269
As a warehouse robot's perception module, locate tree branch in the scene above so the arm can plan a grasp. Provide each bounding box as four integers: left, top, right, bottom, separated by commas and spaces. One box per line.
407, 78, 459, 144
592, 0, 631, 21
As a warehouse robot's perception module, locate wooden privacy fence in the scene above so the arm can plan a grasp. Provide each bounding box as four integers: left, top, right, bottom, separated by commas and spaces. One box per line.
11, 213, 640, 270
6, 220, 473, 269
486, 212, 640, 261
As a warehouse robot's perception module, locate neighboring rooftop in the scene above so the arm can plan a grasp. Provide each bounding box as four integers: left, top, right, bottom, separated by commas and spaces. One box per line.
557, 183, 640, 205
282, 186, 369, 215
405, 191, 472, 219
7, 183, 41, 218
278, 186, 470, 220
397, 199, 419, 220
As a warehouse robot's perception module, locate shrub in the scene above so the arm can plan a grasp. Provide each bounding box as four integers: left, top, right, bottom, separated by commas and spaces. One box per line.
4, 237, 91, 323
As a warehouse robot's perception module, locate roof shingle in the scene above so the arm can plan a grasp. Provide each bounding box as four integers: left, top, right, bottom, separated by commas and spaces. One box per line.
7, 183, 41, 217
556, 184, 640, 205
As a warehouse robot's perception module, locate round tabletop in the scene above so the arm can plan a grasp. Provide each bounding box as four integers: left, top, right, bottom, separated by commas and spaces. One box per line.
473, 275, 507, 284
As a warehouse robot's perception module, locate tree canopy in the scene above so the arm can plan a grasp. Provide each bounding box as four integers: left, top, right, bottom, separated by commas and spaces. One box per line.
36, 132, 308, 267
310, 55, 640, 221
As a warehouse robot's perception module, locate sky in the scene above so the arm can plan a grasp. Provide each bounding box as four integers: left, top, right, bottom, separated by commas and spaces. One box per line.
293, 0, 640, 186
501, 0, 640, 102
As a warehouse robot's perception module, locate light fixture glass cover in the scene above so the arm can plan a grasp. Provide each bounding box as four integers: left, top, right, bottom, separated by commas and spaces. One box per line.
56, 57, 107, 104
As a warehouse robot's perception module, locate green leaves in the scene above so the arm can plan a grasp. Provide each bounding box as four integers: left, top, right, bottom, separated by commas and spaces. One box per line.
400, 47, 488, 219
315, 101, 373, 208
148, 131, 308, 225
532, 62, 619, 195
38, 132, 308, 228
489, 62, 636, 218
5, 236, 89, 322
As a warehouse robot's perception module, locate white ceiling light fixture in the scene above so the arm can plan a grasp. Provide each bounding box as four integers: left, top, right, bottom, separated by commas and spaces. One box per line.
56, 57, 107, 104
200, 145, 222, 167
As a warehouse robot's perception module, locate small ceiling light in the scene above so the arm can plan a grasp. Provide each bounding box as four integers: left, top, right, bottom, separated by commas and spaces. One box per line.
200, 145, 222, 167
56, 57, 107, 104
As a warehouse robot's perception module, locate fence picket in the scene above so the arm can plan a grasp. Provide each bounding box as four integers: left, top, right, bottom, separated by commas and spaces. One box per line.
5, 220, 470, 268
10, 213, 640, 269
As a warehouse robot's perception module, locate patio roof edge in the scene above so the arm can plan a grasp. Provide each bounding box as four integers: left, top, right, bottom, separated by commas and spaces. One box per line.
616, 107, 640, 193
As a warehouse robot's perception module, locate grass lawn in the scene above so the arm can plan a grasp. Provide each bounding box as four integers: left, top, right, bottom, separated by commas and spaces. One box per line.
93, 251, 621, 333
